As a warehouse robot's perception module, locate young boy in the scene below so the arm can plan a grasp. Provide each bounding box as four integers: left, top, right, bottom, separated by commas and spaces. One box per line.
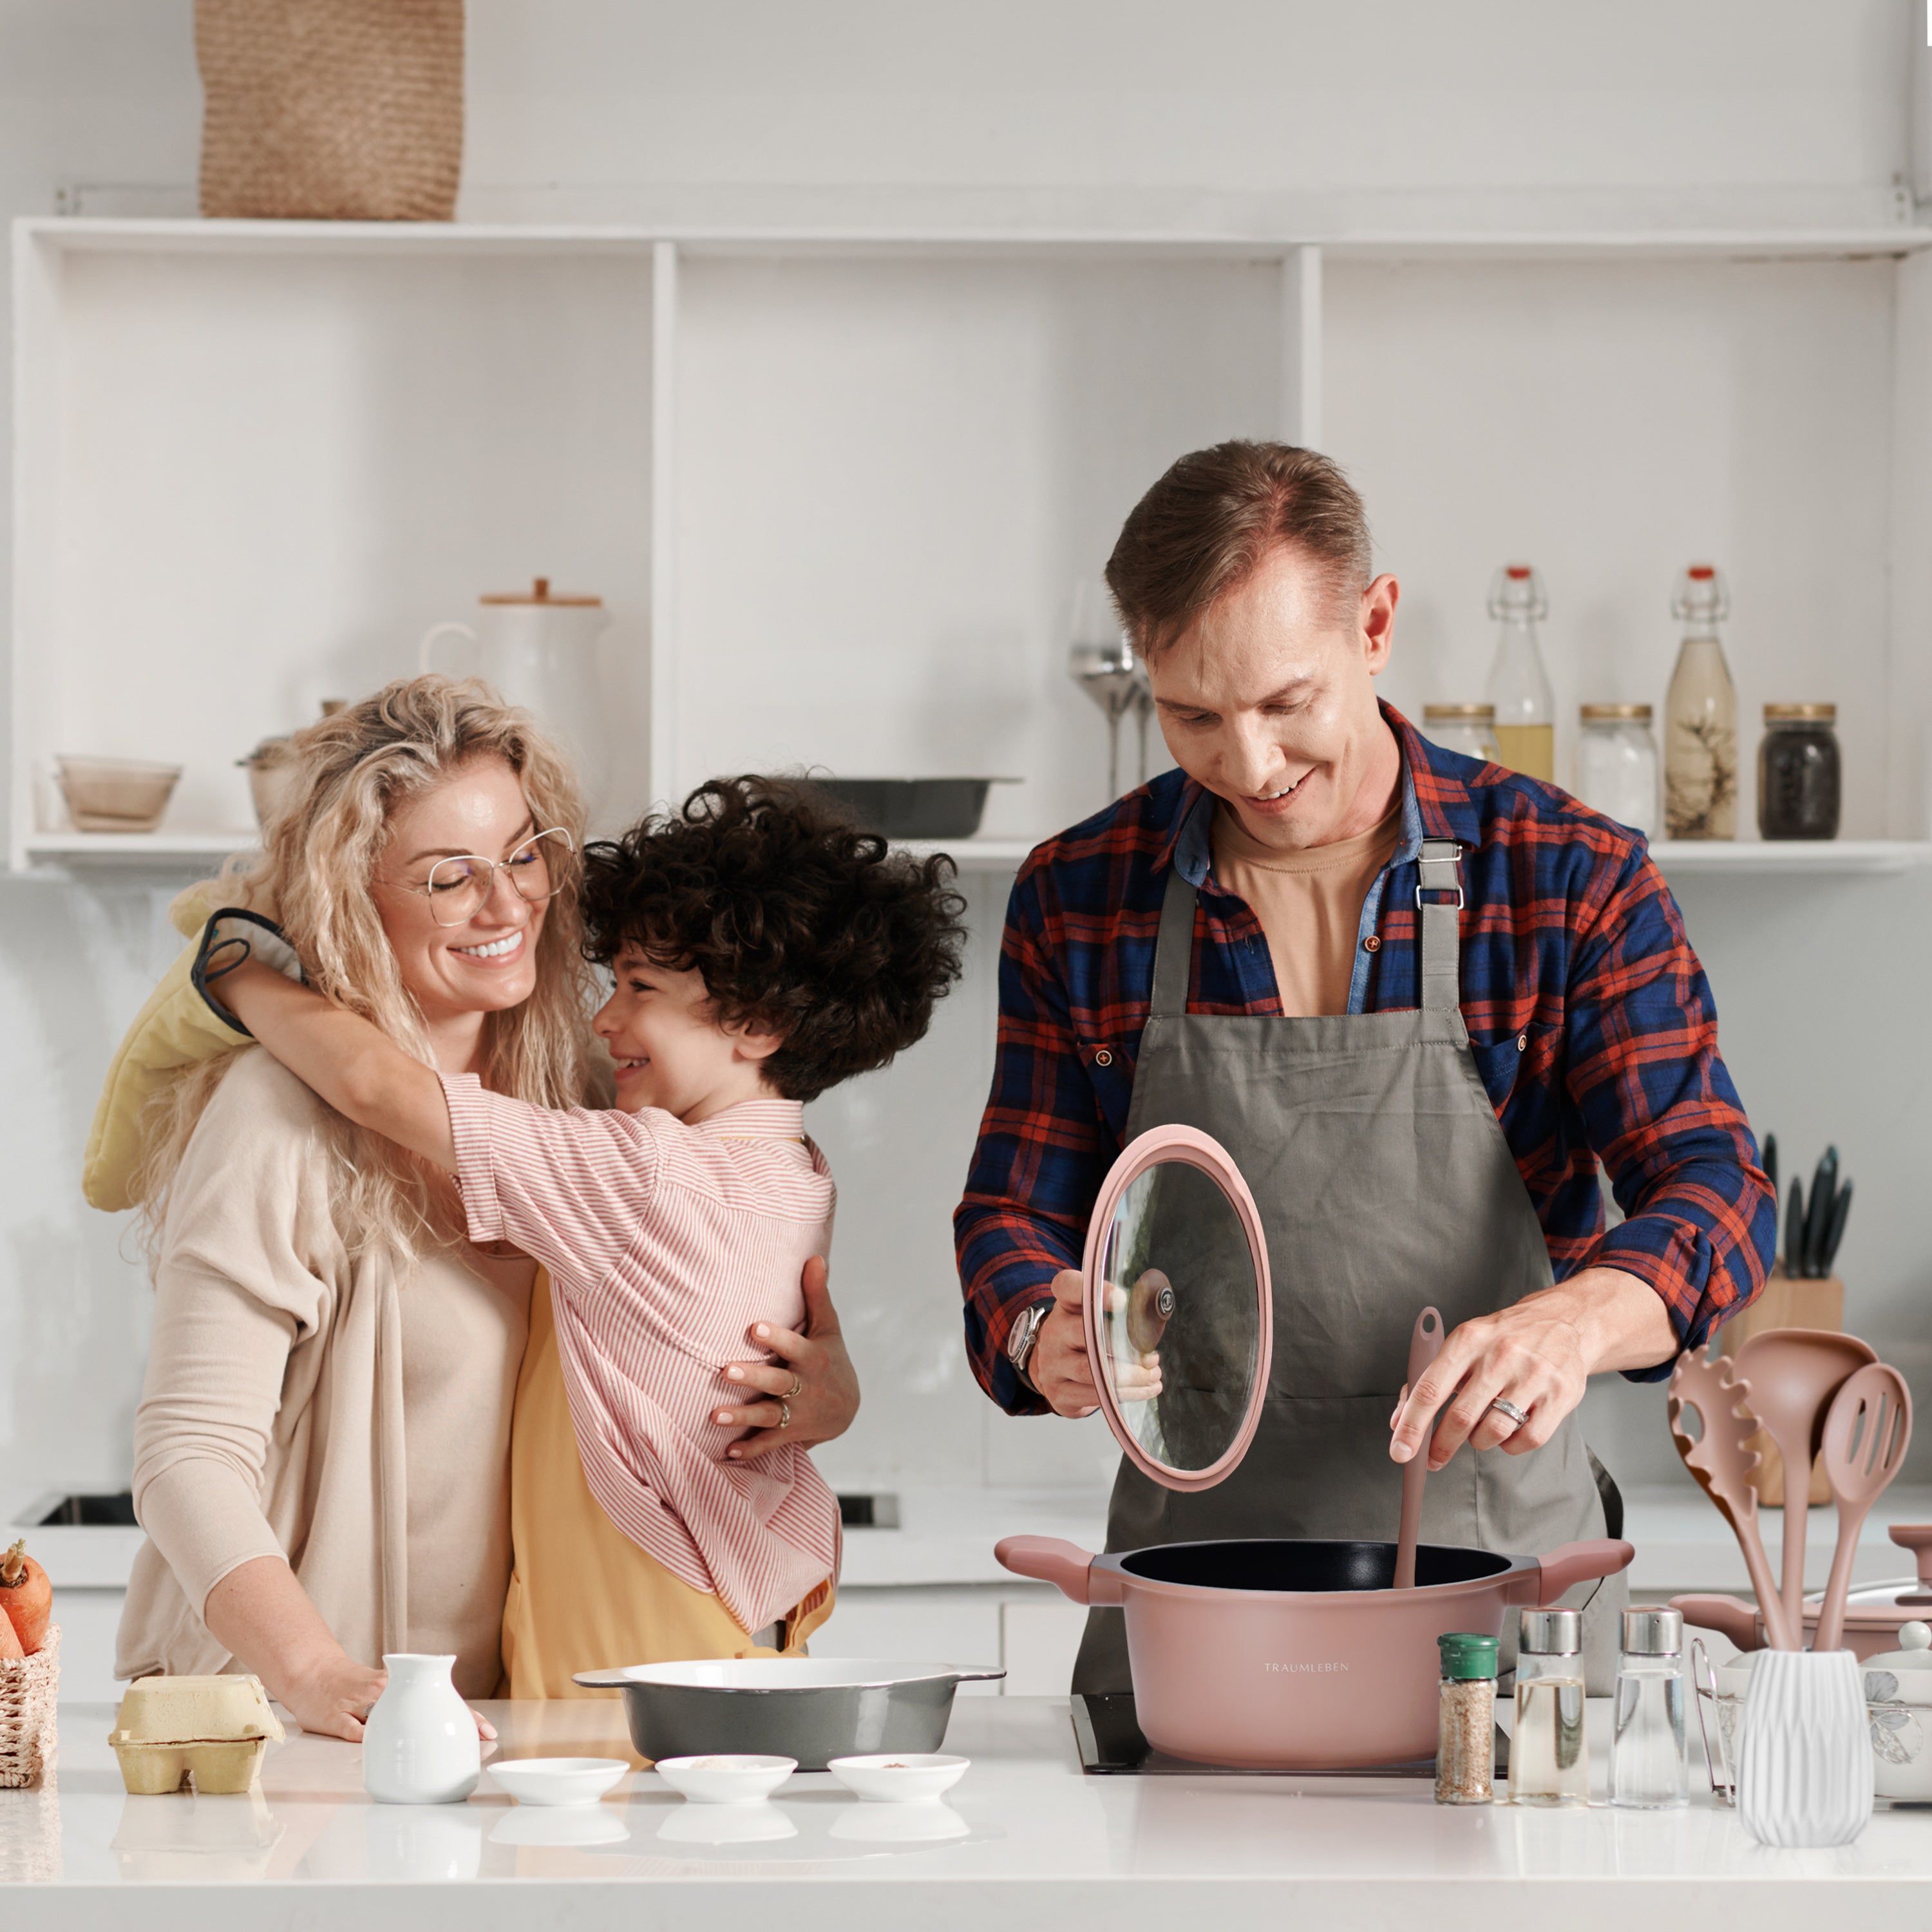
210, 774, 967, 1653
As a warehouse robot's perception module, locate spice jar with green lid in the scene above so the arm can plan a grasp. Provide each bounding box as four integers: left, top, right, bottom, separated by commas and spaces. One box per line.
1435, 1631, 1499, 1804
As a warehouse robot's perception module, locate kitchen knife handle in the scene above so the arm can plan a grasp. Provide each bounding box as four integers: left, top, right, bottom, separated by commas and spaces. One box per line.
994, 1535, 1121, 1606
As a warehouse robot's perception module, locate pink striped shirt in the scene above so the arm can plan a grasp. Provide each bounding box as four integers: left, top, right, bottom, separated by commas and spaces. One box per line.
440, 1076, 839, 1636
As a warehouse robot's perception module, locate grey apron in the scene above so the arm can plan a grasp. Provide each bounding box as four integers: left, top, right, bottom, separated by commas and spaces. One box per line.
1072, 838, 1625, 1696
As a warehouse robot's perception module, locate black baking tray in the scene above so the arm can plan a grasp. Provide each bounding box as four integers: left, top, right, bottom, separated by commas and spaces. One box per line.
806, 777, 1012, 839
1071, 1692, 1507, 1779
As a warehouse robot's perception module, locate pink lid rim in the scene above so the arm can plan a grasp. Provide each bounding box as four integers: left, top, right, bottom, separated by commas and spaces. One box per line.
1080, 1123, 1273, 1494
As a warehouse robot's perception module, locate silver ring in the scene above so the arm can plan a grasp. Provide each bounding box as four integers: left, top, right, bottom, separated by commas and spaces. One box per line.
778, 1400, 792, 1430
1488, 1397, 1530, 1429
782, 1374, 803, 1401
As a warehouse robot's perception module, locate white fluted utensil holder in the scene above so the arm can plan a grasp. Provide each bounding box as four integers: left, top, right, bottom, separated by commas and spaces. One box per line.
361, 1654, 480, 1805
1737, 1649, 1871, 1846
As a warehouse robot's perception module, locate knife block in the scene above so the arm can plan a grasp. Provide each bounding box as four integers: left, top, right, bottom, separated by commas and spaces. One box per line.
1720, 1268, 1845, 1508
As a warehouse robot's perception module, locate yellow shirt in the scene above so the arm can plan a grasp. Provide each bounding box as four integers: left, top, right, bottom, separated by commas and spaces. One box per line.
501, 1270, 834, 1698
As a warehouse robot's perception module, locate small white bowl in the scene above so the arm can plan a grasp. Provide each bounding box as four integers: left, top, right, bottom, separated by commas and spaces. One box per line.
828, 1752, 970, 1803
654, 1754, 797, 1804
488, 1757, 630, 1808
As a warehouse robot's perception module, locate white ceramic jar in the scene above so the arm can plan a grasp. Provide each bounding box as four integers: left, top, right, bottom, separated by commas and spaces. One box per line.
1737, 1649, 1872, 1846
1864, 1620, 1932, 1801
361, 1653, 481, 1806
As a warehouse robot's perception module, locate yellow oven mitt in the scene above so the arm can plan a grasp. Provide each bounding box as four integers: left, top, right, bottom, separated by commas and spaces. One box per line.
82, 886, 301, 1213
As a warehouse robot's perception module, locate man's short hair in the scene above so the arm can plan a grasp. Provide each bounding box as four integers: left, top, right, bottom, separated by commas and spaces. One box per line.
1104, 440, 1374, 660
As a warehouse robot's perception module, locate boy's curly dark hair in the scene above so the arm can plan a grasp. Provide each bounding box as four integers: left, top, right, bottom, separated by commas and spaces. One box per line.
580, 777, 969, 1104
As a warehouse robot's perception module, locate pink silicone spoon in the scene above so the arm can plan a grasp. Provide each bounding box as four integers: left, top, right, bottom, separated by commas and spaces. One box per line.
1392, 1306, 1443, 1591
1733, 1328, 1876, 1636
1814, 1362, 1912, 1653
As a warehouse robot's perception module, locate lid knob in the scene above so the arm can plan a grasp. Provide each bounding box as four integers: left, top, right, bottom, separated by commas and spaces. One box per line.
1890, 1524, 1932, 1589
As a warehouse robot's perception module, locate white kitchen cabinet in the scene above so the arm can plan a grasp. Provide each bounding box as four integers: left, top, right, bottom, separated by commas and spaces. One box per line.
15, 218, 1932, 875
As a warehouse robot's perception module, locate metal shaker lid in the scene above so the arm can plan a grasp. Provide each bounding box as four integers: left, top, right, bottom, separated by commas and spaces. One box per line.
1519, 1607, 1581, 1656
1620, 1608, 1683, 1656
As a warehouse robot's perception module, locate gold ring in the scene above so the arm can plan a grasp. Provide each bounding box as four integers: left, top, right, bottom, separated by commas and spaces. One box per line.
782, 1375, 804, 1401
778, 1400, 792, 1430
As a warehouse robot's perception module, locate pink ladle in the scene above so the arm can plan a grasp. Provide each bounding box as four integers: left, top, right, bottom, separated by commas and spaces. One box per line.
1732, 1328, 1876, 1635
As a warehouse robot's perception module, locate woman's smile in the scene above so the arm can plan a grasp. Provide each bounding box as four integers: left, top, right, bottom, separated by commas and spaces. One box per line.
450, 929, 528, 965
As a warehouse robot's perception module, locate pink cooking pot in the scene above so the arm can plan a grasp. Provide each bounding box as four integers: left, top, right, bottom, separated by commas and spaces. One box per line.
996, 1123, 1634, 1770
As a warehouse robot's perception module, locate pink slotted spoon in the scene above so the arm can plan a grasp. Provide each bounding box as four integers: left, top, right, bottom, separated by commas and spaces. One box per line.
1813, 1362, 1913, 1653
1668, 1343, 1795, 1650
1734, 1328, 1877, 1636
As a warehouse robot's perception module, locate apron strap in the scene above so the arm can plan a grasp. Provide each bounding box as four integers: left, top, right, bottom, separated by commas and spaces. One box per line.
1416, 838, 1465, 1014
1150, 866, 1198, 1019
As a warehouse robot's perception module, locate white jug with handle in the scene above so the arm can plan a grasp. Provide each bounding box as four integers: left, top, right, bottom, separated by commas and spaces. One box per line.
419, 578, 613, 825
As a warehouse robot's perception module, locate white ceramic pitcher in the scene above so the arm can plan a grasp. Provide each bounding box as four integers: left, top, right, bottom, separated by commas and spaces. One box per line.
419, 578, 612, 823
361, 1653, 481, 1805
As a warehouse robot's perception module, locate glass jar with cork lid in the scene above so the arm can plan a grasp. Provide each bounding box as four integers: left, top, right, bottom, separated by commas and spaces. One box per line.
1577, 703, 1660, 839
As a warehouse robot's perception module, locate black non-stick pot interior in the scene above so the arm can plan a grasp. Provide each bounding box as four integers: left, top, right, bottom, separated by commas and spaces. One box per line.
1120, 1538, 1513, 1592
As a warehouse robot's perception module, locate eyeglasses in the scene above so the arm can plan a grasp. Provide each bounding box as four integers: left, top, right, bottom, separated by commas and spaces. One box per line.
386, 828, 574, 927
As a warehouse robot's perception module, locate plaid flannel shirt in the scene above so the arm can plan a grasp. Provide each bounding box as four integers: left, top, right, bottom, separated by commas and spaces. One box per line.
955, 703, 1774, 1417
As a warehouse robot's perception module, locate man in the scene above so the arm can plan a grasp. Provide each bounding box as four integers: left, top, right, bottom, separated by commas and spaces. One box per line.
955, 441, 1774, 1690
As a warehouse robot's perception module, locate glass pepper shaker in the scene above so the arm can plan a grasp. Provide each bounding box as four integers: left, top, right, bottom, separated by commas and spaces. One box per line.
1435, 1632, 1499, 1804
1757, 703, 1841, 840
1609, 1607, 1688, 1810
1511, 1607, 1589, 1806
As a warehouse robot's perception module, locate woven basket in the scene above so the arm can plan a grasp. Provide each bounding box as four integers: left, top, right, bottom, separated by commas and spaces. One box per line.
0, 1624, 59, 1790
196, 0, 464, 221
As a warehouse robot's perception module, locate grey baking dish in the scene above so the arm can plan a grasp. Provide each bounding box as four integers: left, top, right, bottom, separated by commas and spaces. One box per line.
573, 1658, 1005, 1770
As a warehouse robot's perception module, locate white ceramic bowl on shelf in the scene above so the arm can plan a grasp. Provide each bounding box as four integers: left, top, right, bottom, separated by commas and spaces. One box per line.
828, 1752, 970, 1803
654, 1754, 797, 1804
487, 1756, 629, 1807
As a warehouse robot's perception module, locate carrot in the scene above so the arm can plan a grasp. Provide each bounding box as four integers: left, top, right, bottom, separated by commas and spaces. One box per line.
0, 1613, 19, 1663
0, 1540, 51, 1656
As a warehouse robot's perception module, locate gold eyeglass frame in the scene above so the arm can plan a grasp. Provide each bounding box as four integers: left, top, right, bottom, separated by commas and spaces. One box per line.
388, 826, 576, 927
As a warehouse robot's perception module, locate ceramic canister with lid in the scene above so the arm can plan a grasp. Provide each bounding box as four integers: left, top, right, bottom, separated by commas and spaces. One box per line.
1864, 1620, 1932, 1801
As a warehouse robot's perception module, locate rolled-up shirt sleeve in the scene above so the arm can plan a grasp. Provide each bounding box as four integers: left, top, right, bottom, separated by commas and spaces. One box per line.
1564, 844, 1776, 1373
439, 1072, 658, 1286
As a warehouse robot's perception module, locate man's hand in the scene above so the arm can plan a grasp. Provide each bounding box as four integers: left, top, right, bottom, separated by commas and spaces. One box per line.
1025, 1270, 1163, 1416
1389, 1267, 1676, 1471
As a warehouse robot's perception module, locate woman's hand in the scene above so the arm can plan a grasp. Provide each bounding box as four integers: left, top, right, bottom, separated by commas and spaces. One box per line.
1388, 1266, 1677, 1471
202, 1553, 497, 1743
717, 1255, 861, 1461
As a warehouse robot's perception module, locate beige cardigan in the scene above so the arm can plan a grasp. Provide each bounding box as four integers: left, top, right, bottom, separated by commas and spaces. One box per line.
118, 1050, 527, 1696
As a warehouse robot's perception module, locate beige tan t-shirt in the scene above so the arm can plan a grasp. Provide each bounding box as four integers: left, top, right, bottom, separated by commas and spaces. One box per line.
1211, 798, 1403, 1018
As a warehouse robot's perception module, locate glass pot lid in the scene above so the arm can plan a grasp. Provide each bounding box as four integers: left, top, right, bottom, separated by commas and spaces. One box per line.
1081, 1124, 1272, 1492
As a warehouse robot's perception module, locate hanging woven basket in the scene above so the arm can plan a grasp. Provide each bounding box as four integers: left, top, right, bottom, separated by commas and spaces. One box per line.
196, 0, 464, 221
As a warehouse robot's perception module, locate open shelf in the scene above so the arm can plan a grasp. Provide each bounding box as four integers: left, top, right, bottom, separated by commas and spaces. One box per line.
21, 829, 258, 866
1649, 839, 1932, 876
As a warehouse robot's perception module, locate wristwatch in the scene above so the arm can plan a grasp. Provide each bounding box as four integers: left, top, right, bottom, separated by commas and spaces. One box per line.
1007, 1299, 1053, 1390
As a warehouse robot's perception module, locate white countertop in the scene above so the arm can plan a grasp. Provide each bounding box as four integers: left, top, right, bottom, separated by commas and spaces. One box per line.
4, 1692, 1931, 1927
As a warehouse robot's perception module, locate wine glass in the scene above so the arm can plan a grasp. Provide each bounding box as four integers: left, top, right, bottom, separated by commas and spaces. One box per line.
1066, 579, 1141, 800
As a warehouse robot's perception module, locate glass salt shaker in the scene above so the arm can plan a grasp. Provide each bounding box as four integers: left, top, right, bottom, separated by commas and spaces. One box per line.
1511, 1607, 1589, 1806
1423, 703, 1502, 766
1577, 703, 1660, 839
1610, 1607, 1688, 1810
1435, 1632, 1499, 1804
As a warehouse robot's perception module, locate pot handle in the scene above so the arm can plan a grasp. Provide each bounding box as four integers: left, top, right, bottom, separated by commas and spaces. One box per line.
994, 1535, 1122, 1606
1530, 1537, 1634, 1604
1667, 1593, 1765, 1653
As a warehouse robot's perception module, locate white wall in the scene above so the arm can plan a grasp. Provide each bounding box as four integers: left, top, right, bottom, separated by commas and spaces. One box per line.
1, 0, 1928, 1508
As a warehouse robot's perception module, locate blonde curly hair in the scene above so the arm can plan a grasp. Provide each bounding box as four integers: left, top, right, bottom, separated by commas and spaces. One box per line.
133, 674, 602, 1262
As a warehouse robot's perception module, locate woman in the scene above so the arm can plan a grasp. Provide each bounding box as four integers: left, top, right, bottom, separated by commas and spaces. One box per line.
110, 677, 857, 1737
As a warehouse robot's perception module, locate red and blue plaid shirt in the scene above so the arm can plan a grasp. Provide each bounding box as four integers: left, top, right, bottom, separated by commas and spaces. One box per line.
955, 703, 1774, 1416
